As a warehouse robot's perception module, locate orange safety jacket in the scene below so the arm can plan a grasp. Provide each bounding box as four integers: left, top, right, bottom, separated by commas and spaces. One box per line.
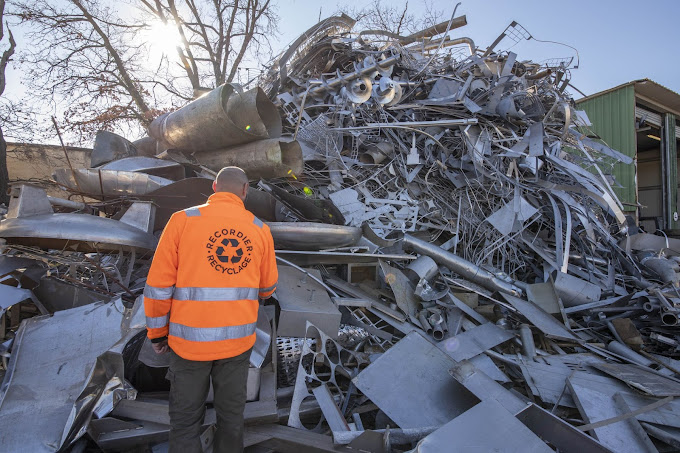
144, 192, 278, 361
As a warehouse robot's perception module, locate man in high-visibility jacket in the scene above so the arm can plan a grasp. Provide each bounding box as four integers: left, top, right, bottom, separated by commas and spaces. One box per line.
144, 166, 277, 452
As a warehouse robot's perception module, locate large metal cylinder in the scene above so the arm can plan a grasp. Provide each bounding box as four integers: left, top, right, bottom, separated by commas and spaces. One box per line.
193, 139, 303, 180
403, 235, 522, 296
267, 222, 362, 250
149, 84, 282, 152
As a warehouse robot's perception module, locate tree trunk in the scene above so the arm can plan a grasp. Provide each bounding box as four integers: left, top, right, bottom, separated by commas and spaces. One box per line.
0, 126, 8, 206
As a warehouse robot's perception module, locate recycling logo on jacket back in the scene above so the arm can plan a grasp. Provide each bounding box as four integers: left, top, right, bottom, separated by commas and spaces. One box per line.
205, 228, 253, 275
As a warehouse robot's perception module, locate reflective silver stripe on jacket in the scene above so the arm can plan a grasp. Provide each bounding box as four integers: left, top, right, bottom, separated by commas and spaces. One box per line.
259, 282, 277, 293
172, 287, 258, 302
253, 216, 264, 228
185, 208, 201, 217
144, 285, 175, 300
169, 322, 257, 342
146, 314, 170, 329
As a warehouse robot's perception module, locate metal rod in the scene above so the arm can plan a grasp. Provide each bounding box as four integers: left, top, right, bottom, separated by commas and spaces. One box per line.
82, 255, 136, 298
51, 116, 86, 204
577, 396, 673, 432
338, 118, 479, 129
46, 196, 87, 211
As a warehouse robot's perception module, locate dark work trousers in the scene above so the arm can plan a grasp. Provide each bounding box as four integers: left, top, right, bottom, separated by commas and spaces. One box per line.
166, 348, 251, 453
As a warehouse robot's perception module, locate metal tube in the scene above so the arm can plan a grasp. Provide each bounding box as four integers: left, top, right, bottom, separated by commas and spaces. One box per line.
399, 16, 468, 44
418, 312, 433, 335
519, 324, 536, 359
403, 235, 522, 296
149, 84, 282, 152
416, 37, 476, 56
606, 341, 654, 367
46, 196, 87, 211
429, 312, 445, 341
640, 422, 680, 449
662, 311, 679, 326
193, 139, 303, 180
359, 119, 478, 129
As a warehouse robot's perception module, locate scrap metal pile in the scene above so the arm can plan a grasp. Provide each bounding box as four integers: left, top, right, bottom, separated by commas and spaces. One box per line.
1, 12, 680, 453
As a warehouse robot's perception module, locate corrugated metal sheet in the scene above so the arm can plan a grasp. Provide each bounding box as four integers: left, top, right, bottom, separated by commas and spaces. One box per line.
576, 85, 637, 212
635, 106, 680, 139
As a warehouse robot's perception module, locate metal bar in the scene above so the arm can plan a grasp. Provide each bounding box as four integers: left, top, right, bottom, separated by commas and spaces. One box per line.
611, 393, 660, 453
51, 116, 86, 204
337, 118, 478, 129
577, 396, 673, 431
312, 384, 350, 432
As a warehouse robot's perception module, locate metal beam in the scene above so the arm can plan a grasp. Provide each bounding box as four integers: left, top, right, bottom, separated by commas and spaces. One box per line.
662, 113, 678, 230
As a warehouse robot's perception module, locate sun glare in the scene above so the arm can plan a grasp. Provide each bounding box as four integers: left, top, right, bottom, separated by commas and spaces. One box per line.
146, 21, 182, 58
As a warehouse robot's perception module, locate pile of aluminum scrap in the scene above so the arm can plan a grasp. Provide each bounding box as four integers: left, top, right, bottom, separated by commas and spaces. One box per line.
1, 11, 680, 453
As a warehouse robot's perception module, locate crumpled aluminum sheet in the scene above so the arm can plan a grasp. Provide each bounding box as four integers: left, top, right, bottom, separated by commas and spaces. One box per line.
0, 298, 134, 452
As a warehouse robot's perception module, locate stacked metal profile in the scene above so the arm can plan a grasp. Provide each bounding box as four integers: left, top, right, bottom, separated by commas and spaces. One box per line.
0, 12, 679, 453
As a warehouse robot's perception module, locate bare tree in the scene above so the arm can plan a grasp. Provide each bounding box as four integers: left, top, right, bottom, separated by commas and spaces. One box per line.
11, 0, 157, 141
0, 0, 16, 205
10, 0, 278, 143
140, 0, 278, 93
339, 0, 440, 37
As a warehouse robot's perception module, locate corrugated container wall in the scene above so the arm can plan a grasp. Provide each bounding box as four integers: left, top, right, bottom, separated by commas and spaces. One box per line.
576, 85, 637, 212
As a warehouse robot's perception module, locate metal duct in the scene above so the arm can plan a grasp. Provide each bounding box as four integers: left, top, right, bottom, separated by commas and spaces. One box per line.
192, 139, 303, 180
149, 84, 282, 152
267, 222, 362, 251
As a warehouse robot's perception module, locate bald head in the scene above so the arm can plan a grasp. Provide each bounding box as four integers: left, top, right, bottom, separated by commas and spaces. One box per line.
213, 166, 249, 200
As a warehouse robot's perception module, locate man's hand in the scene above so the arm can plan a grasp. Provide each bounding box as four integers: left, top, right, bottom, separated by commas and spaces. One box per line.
152, 338, 169, 354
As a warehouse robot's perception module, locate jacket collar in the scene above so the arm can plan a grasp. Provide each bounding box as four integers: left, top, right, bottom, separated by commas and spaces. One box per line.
207, 192, 245, 209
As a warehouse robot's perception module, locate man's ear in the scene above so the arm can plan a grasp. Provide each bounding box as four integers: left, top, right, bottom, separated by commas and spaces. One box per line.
242, 183, 249, 198
212, 181, 217, 192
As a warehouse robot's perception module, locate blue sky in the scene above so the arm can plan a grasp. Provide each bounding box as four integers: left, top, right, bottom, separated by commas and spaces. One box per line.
277, 0, 680, 98
3, 0, 678, 144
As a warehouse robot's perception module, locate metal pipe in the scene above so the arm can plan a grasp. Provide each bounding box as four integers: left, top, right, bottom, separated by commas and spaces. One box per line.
415, 37, 476, 55
662, 311, 679, 326
606, 341, 654, 367
192, 139, 303, 180
519, 324, 536, 359
268, 223, 362, 251
418, 312, 433, 335
149, 84, 282, 152
359, 119, 478, 129
640, 422, 680, 449
399, 16, 468, 44
403, 235, 522, 296
429, 312, 445, 341
46, 196, 87, 211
